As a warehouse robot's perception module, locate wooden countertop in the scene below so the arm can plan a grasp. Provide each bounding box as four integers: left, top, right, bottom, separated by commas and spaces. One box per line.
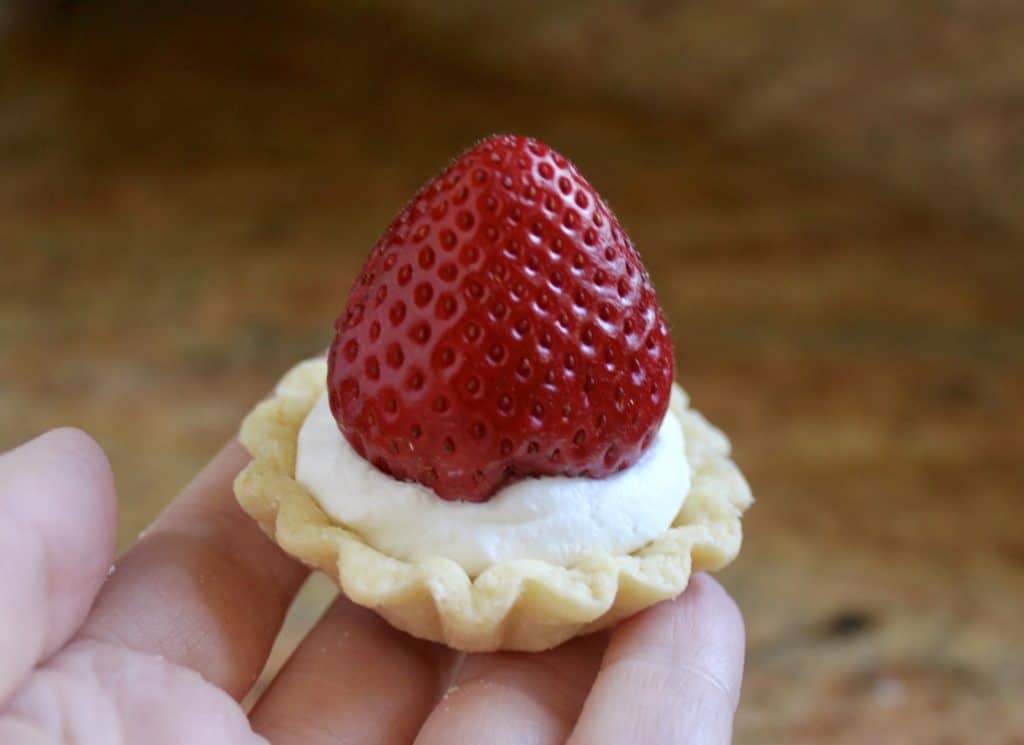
2, 4, 1022, 742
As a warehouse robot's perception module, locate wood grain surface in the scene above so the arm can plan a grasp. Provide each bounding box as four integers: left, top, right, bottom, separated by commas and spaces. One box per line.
2, 3, 1022, 742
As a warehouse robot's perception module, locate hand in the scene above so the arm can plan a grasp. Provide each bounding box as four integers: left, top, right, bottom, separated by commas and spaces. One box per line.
0, 427, 745, 744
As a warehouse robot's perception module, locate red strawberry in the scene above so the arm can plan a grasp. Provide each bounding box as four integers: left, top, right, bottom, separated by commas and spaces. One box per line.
327, 135, 674, 502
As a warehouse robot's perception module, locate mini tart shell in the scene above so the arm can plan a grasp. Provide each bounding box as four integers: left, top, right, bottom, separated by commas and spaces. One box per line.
235, 359, 752, 652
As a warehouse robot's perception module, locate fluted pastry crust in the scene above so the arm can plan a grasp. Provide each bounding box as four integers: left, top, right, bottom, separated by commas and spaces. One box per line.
235, 359, 752, 652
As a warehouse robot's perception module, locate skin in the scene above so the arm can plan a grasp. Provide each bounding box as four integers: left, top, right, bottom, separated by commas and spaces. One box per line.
0, 427, 745, 744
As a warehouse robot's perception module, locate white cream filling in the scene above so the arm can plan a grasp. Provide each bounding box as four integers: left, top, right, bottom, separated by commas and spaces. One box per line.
295, 392, 690, 576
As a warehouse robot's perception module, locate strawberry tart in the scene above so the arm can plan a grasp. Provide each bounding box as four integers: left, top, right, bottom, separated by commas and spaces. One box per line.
234, 135, 752, 652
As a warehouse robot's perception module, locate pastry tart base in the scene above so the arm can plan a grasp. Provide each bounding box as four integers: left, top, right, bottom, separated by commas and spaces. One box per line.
235, 359, 752, 652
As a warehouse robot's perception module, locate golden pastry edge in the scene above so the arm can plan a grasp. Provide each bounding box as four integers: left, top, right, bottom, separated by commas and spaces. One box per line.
234, 359, 752, 652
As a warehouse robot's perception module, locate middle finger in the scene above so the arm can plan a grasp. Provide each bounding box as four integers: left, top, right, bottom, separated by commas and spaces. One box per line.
80, 441, 309, 700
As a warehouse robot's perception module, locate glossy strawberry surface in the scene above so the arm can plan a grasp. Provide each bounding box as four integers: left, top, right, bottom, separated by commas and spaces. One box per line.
327, 135, 673, 502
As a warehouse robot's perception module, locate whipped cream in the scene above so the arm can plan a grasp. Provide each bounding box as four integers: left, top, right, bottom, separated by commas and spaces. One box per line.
295, 392, 690, 576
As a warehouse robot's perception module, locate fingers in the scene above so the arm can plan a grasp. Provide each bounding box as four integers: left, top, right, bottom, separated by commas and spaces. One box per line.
567, 574, 746, 745
250, 596, 456, 744
0, 428, 117, 701
80, 441, 309, 700
413, 632, 606, 745
3, 638, 269, 745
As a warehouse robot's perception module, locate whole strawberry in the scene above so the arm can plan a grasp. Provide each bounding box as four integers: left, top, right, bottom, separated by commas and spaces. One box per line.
327, 135, 673, 502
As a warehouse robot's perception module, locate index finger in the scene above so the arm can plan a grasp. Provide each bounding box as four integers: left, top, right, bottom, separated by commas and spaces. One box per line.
0, 428, 117, 702
567, 574, 746, 745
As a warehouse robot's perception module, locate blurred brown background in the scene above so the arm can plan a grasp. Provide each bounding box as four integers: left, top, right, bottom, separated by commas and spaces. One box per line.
2, 1, 1022, 742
